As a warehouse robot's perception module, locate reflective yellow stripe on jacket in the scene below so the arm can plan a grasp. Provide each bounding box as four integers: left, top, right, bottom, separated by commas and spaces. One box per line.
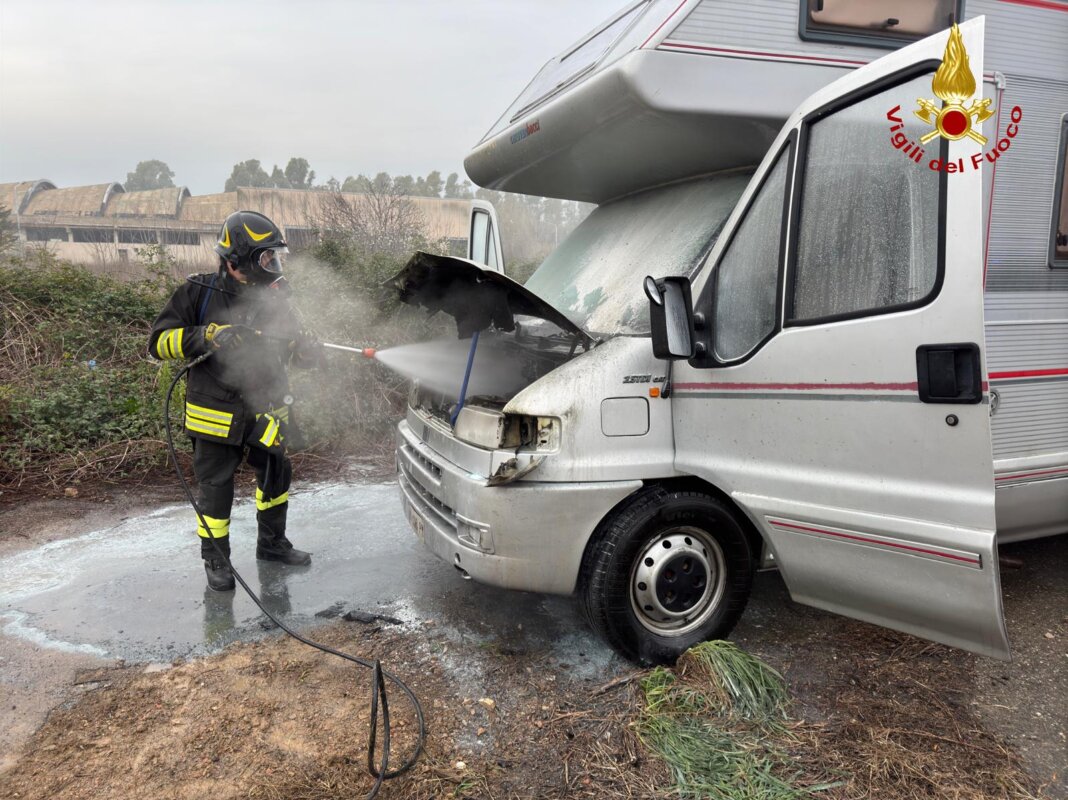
256, 488, 289, 511
156, 328, 185, 360
185, 402, 234, 439
259, 416, 281, 447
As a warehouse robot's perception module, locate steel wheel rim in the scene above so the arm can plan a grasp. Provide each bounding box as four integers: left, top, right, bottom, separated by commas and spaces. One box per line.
629, 526, 727, 637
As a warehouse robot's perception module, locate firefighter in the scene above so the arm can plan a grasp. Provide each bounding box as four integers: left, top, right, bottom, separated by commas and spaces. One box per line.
149, 211, 321, 591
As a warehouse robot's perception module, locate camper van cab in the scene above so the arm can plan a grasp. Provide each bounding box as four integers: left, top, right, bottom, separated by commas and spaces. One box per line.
395, 0, 1068, 664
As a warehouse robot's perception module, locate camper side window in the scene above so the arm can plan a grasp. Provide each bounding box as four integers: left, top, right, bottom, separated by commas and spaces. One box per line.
799, 0, 961, 50
1051, 116, 1068, 268
470, 210, 490, 265
713, 148, 791, 362
789, 73, 941, 323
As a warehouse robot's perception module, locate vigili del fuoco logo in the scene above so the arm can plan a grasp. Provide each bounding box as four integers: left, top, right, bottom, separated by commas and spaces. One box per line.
887, 24, 1022, 174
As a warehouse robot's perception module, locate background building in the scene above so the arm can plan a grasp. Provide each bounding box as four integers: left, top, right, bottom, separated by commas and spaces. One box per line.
0, 180, 471, 278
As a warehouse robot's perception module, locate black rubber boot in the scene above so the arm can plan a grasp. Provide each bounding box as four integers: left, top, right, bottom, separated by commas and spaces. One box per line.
204, 556, 236, 592
256, 541, 311, 566
256, 501, 309, 565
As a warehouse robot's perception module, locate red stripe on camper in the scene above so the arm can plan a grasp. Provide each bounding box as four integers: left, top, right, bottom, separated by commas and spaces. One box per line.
659, 41, 997, 81
642, 0, 690, 49
770, 520, 982, 565
674, 380, 918, 391
988, 368, 1068, 380
659, 41, 868, 65
996, 466, 1068, 482
997, 0, 1068, 12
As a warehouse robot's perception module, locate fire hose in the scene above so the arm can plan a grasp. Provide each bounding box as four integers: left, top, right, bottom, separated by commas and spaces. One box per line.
162, 344, 424, 799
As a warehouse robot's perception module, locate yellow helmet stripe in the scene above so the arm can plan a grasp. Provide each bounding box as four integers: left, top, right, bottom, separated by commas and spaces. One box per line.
218, 225, 231, 249
244, 224, 274, 242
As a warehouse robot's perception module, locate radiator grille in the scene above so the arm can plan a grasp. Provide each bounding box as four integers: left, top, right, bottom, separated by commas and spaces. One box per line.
398, 444, 456, 532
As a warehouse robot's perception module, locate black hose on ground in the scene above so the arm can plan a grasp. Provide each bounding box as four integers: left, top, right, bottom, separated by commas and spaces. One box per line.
163, 351, 425, 799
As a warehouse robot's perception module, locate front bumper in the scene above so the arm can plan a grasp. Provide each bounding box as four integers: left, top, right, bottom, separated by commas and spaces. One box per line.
396, 419, 641, 595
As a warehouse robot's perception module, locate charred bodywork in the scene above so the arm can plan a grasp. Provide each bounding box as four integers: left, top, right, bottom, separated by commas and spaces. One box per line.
391, 251, 595, 346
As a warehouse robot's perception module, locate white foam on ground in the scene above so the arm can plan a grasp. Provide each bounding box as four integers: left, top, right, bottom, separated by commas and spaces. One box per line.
0, 481, 359, 605
0, 611, 109, 658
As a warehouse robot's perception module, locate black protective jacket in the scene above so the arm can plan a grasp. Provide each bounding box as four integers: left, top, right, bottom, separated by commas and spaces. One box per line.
149, 271, 308, 446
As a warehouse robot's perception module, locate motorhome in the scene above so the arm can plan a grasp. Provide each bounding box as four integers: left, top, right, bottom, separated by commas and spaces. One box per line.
394, 0, 1068, 663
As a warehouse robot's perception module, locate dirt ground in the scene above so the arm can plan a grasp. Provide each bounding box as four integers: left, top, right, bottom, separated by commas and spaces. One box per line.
1, 489, 1065, 799
0, 614, 1058, 800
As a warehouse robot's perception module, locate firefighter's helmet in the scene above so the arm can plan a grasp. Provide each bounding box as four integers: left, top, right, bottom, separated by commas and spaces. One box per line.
214, 211, 288, 280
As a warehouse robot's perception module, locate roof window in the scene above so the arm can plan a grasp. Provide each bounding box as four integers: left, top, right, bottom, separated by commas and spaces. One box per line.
799, 0, 962, 49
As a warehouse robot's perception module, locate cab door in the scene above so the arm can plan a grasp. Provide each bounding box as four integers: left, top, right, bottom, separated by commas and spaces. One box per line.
672, 18, 1010, 658
468, 199, 506, 273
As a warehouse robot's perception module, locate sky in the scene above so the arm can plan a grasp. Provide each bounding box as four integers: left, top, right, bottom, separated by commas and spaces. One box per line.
0, 0, 626, 195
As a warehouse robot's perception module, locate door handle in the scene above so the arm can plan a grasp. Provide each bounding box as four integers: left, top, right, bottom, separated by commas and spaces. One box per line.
916, 343, 982, 404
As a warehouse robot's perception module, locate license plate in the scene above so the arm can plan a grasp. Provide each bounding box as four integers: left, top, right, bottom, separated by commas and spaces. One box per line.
409, 505, 426, 543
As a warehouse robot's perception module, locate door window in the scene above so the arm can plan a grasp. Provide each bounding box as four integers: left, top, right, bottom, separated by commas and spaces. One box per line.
713, 149, 791, 361
470, 210, 490, 265
790, 72, 942, 323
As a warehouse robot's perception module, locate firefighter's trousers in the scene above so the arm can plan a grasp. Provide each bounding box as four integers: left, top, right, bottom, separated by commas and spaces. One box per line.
191, 437, 293, 559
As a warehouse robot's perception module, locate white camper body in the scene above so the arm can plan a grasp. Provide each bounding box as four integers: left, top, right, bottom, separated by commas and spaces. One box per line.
397, 0, 1068, 663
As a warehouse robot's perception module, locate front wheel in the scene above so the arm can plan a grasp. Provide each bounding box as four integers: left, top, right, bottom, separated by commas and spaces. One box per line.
579, 486, 754, 665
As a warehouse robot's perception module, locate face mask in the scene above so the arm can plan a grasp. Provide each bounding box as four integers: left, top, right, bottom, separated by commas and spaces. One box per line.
256, 248, 285, 274
248, 247, 288, 286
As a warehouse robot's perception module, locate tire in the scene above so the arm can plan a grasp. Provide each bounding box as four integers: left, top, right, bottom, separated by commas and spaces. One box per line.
579, 485, 754, 665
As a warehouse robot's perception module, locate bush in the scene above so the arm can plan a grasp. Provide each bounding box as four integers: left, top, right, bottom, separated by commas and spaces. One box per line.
0, 250, 176, 486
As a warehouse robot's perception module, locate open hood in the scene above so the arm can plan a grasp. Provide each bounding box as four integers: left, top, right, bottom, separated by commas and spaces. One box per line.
390, 252, 594, 347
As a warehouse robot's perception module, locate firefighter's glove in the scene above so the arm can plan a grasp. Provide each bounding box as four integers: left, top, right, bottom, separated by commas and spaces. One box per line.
206, 323, 254, 352
289, 330, 325, 366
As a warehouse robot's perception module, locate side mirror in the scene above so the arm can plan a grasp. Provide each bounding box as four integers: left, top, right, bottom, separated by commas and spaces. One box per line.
645, 275, 695, 360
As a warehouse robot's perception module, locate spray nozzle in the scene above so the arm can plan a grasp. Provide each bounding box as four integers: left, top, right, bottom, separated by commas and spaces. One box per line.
320, 342, 378, 360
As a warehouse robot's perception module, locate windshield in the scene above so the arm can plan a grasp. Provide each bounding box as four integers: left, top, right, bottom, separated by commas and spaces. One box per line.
524, 173, 750, 335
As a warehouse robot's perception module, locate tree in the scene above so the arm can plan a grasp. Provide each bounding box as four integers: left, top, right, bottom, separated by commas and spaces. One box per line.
313, 174, 426, 258
269, 165, 291, 189
444, 172, 473, 199
422, 171, 444, 198
284, 157, 315, 189
393, 175, 416, 196
224, 159, 271, 191
341, 175, 369, 193
371, 173, 393, 194
125, 160, 175, 191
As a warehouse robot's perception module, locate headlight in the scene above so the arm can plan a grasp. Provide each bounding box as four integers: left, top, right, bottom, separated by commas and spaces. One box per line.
453, 406, 559, 451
